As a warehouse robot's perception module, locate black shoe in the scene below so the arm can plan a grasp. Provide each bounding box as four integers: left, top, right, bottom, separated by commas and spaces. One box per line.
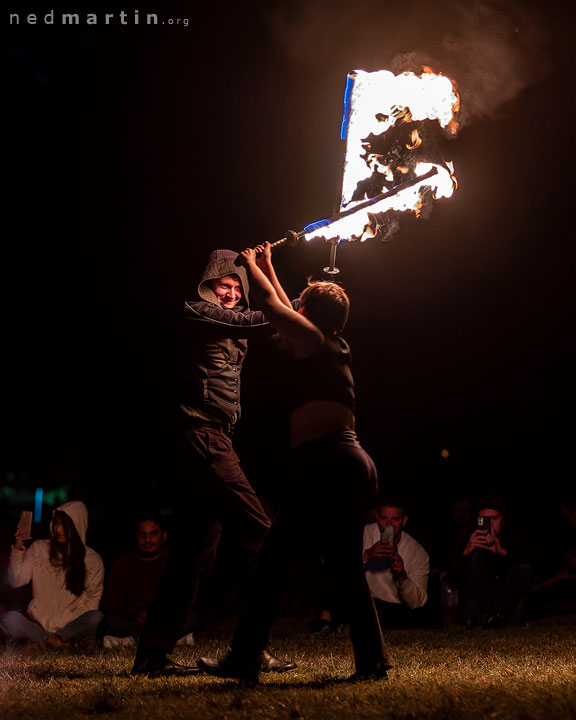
480, 613, 506, 629
197, 653, 260, 687
309, 620, 337, 638
131, 652, 200, 678
348, 661, 391, 682
260, 649, 297, 673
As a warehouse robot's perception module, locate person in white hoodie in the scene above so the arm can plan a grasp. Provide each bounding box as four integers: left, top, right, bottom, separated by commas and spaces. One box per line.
0, 501, 104, 647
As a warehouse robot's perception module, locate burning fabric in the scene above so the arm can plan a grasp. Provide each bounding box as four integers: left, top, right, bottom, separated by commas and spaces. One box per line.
305, 69, 460, 244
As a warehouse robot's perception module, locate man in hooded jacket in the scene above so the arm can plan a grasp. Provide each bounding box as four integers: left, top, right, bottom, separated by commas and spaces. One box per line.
132, 248, 296, 676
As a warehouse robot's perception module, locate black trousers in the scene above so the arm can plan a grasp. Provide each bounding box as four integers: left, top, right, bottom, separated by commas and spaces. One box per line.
141, 425, 271, 652
458, 549, 534, 623
230, 430, 390, 675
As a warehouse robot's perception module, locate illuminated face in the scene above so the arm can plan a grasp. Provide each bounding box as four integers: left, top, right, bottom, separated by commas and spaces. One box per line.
209, 275, 243, 309
377, 505, 407, 545
479, 508, 504, 538
136, 520, 166, 557
52, 517, 68, 545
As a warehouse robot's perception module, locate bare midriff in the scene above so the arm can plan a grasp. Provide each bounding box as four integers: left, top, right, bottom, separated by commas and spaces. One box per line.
289, 400, 355, 448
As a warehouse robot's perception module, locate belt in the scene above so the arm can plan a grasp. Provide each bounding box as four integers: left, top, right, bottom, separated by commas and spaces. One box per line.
183, 417, 236, 436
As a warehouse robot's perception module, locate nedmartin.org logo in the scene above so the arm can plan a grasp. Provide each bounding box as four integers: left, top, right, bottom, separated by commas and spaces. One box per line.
9, 9, 189, 27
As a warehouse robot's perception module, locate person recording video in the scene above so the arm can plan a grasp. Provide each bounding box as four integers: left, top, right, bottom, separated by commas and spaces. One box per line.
0, 502, 104, 647
450, 494, 536, 628
362, 499, 430, 628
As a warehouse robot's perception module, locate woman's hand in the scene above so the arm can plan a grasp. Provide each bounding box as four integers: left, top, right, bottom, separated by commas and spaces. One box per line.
238, 247, 258, 266
13, 531, 31, 551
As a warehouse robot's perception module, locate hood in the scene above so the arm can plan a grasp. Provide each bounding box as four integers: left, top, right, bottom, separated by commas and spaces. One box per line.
52, 500, 89, 545
197, 249, 250, 308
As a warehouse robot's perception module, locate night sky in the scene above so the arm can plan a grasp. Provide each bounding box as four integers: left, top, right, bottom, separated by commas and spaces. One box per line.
2, 0, 574, 535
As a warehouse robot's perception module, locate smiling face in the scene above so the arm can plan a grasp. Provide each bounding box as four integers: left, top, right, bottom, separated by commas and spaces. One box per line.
209, 275, 243, 309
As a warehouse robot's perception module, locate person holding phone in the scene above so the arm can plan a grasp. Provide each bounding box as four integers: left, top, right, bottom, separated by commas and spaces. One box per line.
463, 512, 507, 557
0, 501, 104, 647
452, 494, 536, 628
362, 500, 430, 628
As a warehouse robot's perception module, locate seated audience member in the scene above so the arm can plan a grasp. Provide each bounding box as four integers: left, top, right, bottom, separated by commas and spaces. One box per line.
436, 496, 475, 626
452, 494, 536, 628
309, 607, 339, 638
308, 565, 342, 637
363, 499, 430, 628
441, 497, 476, 573
0, 501, 104, 647
526, 496, 576, 619
526, 544, 576, 619
98, 514, 195, 648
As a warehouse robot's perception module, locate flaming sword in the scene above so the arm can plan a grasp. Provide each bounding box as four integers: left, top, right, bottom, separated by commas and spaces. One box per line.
271, 68, 460, 273
270, 166, 439, 273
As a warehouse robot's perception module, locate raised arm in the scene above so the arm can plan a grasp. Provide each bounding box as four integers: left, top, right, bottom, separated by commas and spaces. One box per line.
238, 248, 323, 358
254, 242, 292, 309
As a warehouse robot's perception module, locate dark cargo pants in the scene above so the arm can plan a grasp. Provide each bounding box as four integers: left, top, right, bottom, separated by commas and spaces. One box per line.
141, 425, 271, 652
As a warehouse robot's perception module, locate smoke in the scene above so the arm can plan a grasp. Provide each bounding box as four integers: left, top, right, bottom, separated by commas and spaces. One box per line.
270, 0, 551, 127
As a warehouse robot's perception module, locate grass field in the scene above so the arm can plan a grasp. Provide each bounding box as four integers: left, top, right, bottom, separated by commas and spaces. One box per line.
1, 613, 575, 719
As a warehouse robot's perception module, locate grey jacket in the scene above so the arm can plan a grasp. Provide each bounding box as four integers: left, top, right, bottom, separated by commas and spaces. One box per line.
180, 249, 269, 428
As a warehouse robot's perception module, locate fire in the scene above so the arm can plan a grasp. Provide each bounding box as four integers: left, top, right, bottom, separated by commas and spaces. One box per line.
406, 129, 422, 150
446, 160, 458, 189
305, 68, 460, 243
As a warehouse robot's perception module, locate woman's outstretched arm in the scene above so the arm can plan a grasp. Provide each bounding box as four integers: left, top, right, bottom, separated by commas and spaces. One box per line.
238, 247, 323, 358
254, 241, 292, 309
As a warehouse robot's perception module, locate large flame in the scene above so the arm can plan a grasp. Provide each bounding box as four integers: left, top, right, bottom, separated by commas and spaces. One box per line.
305, 69, 460, 243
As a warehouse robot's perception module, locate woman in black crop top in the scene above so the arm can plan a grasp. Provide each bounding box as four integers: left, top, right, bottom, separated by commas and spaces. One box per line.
198, 242, 390, 685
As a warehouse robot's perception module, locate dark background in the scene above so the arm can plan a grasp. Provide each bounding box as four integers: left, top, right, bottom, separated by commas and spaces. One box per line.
2, 0, 574, 558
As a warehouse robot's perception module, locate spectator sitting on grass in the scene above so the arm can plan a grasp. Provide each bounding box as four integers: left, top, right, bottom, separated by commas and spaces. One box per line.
451, 493, 536, 628
363, 499, 430, 629
0, 501, 104, 648
97, 513, 196, 648
526, 543, 576, 619
525, 495, 576, 620
433, 496, 475, 627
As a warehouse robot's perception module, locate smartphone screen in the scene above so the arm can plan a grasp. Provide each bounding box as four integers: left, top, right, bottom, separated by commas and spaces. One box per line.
477, 515, 491, 533
380, 525, 395, 545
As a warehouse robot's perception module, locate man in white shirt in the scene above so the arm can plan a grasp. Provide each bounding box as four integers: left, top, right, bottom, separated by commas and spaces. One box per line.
363, 500, 430, 628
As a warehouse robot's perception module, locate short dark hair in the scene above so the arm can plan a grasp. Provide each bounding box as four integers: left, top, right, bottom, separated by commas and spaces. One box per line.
134, 510, 164, 529
475, 493, 508, 517
377, 498, 407, 514
299, 281, 350, 335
